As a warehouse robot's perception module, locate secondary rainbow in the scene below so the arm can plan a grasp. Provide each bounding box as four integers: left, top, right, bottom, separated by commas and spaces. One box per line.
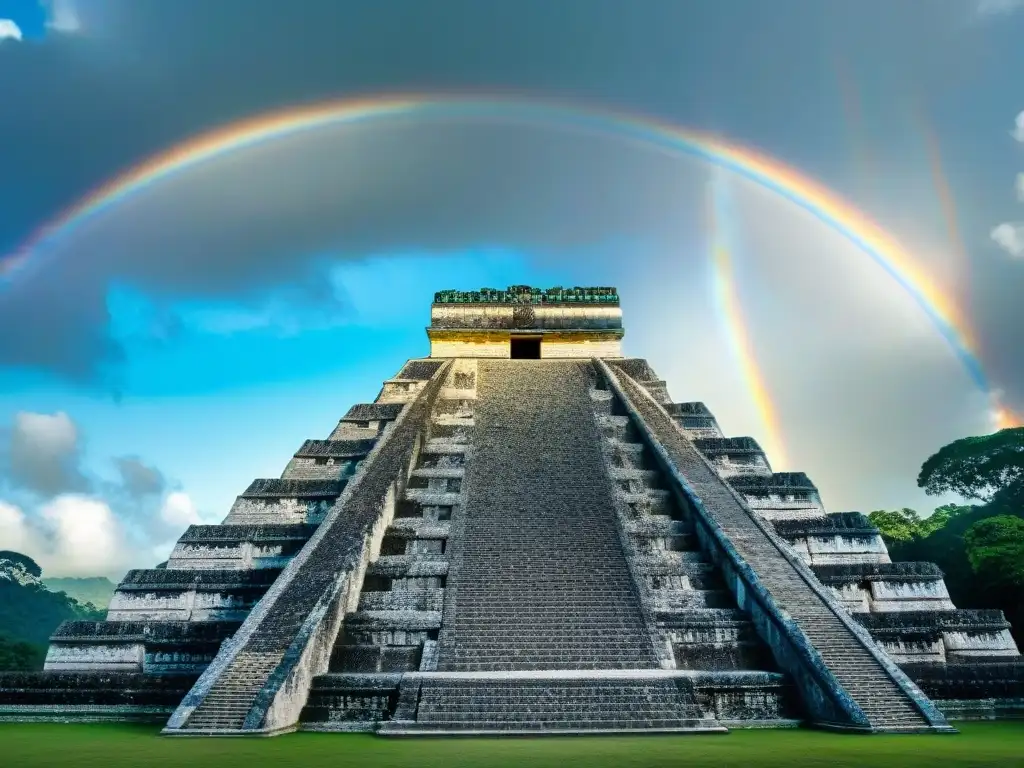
708, 171, 790, 467
0, 93, 1013, 425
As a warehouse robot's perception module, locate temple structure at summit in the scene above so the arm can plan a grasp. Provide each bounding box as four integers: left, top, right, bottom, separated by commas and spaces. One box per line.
1, 285, 1021, 735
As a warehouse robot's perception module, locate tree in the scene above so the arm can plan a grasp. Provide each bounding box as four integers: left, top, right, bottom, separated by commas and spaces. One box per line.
917, 427, 1024, 502
0, 634, 45, 671
918, 503, 973, 537
867, 505, 972, 543
868, 508, 922, 541
964, 515, 1024, 587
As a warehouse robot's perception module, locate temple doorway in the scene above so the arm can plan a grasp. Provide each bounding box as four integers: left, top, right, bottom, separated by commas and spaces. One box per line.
510, 337, 541, 359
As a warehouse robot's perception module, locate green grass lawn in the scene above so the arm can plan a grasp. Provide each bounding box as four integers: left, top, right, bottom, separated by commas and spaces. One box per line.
0, 721, 1022, 768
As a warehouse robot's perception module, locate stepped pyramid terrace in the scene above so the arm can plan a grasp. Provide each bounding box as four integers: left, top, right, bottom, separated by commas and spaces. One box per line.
1, 284, 1021, 735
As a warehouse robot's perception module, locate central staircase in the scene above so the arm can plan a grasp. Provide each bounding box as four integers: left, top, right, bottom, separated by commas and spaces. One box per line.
396, 360, 712, 733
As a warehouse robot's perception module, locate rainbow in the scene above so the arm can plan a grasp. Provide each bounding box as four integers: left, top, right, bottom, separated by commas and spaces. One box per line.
708, 172, 789, 468
0, 92, 1014, 426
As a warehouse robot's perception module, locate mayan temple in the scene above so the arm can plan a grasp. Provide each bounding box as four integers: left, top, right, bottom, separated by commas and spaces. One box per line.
1, 285, 1021, 735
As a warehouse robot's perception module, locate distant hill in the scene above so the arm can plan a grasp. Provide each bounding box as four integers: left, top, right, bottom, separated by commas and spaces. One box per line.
0, 552, 104, 671
44, 577, 116, 610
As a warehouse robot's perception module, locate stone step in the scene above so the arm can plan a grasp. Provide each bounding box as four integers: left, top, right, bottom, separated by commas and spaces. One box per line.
406, 676, 721, 733
608, 367, 936, 731
183, 650, 283, 730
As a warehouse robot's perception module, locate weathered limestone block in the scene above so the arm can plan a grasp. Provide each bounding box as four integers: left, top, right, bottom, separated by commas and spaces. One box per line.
342, 611, 442, 647
44, 620, 241, 674
415, 452, 465, 471
540, 336, 623, 359
403, 489, 461, 507
357, 587, 444, 613
901, 661, 1024, 720
283, 439, 376, 481
0, 671, 200, 722
166, 524, 315, 570
106, 569, 279, 622
300, 673, 402, 728
107, 591, 256, 622
376, 379, 428, 404
856, 610, 1020, 663
799, 535, 889, 565
689, 672, 794, 723
656, 611, 775, 671
695, 437, 773, 479
281, 457, 361, 481
609, 467, 663, 493
45, 643, 144, 673
367, 555, 448, 579
943, 629, 1020, 661
224, 497, 335, 525
429, 302, 622, 331
386, 519, 451, 540
869, 580, 955, 612
329, 403, 405, 440
166, 543, 295, 571
665, 402, 724, 439
731, 472, 825, 520
223, 481, 344, 525
395, 360, 446, 381
772, 513, 890, 565
426, 422, 472, 444
433, 398, 476, 420
812, 563, 953, 614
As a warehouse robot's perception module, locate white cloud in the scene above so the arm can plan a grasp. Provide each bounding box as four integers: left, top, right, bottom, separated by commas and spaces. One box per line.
990, 222, 1024, 257
14, 411, 78, 456
39, 495, 127, 577
977, 0, 1024, 17
43, 0, 80, 33
0, 500, 36, 553
159, 491, 202, 529
0, 19, 22, 42
1012, 111, 1024, 143
0, 495, 131, 577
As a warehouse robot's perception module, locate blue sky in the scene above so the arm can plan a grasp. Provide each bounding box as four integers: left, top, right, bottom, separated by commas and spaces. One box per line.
1, 0, 1023, 577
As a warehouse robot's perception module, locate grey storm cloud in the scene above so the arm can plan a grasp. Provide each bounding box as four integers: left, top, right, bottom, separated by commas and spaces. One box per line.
0, 0, 1018, 392
113, 456, 166, 499
2, 411, 90, 497
0, 0, 1022, 517
0, 410, 167, 502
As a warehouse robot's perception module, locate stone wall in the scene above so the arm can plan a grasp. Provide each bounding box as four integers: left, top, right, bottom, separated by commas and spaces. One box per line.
0, 672, 199, 723
788, 534, 890, 566
855, 611, 1020, 664
224, 498, 335, 525
429, 304, 622, 330
166, 525, 315, 571
540, 337, 623, 358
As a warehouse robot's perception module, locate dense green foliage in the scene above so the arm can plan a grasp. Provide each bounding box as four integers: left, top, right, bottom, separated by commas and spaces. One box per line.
0, 722, 1022, 768
917, 427, 1024, 502
869, 428, 1024, 646
0, 553, 105, 671
868, 504, 972, 542
0, 552, 42, 579
0, 635, 46, 672
0, 580, 103, 649
964, 515, 1024, 583
43, 577, 116, 610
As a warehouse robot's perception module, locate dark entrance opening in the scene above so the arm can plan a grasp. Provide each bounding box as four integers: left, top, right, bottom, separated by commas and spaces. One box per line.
510, 337, 541, 359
